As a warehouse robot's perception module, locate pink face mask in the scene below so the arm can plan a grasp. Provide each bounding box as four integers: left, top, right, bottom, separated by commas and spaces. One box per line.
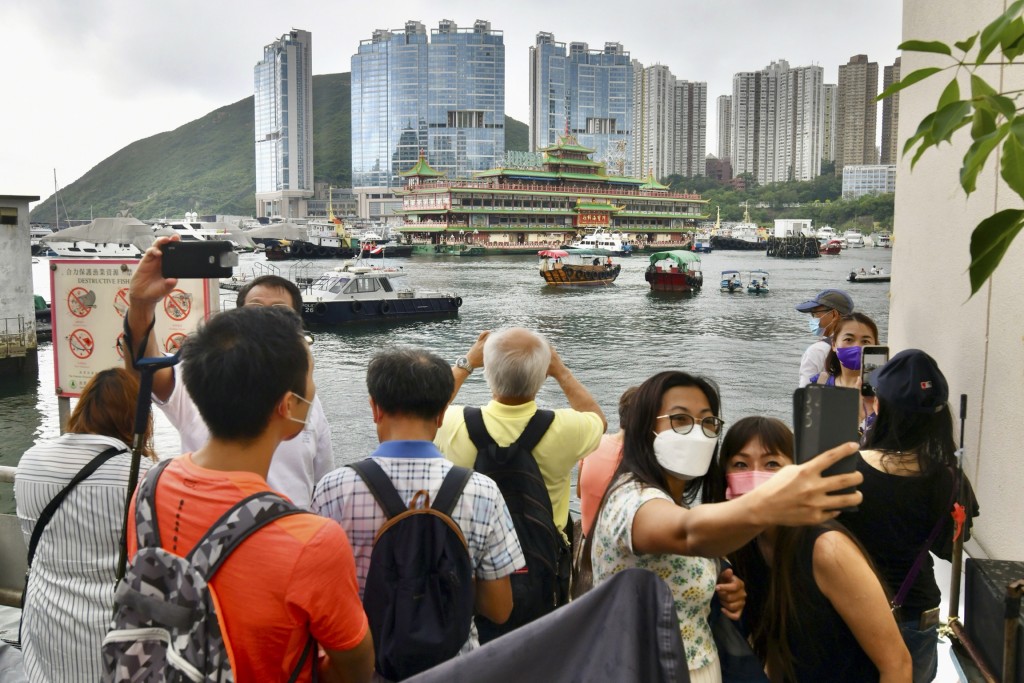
725, 471, 777, 500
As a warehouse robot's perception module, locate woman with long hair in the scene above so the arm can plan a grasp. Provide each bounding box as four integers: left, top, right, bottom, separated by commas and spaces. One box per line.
588, 371, 865, 682
708, 416, 911, 682
840, 349, 979, 683
812, 312, 879, 389
15, 368, 156, 682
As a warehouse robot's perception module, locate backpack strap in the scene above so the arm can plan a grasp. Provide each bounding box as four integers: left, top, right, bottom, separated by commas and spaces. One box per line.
187, 491, 305, 580
431, 466, 474, 517
464, 407, 556, 455
348, 459, 408, 519
463, 407, 495, 452
134, 458, 174, 550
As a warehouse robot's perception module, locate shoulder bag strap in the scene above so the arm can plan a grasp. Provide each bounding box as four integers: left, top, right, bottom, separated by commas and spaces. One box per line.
512, 409, 556, 453
431, 466, 474, 516
348, 459, 408, 519
892, 468, 961, 609
463, 407, 495, 451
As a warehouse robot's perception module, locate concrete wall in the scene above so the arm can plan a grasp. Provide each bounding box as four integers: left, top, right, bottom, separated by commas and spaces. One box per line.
0, 195, 39, 358
895, 0, 1024, 560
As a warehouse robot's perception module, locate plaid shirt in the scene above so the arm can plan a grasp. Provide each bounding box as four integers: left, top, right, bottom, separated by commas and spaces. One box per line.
311, 440, 525, 597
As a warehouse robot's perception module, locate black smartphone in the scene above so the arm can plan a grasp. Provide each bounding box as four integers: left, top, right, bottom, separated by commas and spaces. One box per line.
160, 241, 238, 279
860, 345, 889, 397
793, 385, 861, 511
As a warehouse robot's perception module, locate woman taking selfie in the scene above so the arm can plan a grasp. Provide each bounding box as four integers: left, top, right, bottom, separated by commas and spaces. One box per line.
588, 371, 865, 682
841, 350, 979, 683
708, 416, 911, 683
15, 368, 157, 682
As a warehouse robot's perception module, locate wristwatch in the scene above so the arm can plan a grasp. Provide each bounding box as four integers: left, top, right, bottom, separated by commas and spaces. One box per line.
455, 356, 474, 375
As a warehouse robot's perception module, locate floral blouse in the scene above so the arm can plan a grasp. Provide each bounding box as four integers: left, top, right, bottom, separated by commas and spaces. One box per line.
591, 476, 718, 671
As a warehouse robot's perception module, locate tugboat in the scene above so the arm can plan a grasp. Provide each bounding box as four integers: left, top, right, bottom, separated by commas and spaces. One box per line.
645, 250, 703, 292
538, 250, 621, 286
710, 202, 765, 251
300, 262, 461, 325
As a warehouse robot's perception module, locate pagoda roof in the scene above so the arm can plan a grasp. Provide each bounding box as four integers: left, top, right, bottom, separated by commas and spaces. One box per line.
400, 154, 446, 178
575, 200, 625, 212
540, 134, 596, 155
639, 173, 670, 191
473, 168, 648, 184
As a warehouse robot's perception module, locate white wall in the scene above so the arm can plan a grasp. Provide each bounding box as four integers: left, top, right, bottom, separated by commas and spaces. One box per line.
895, 0, 1024, 560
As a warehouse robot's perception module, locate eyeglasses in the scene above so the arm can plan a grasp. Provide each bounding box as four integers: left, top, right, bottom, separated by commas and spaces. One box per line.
655, 413, 725, 437
303, 333, 315, 346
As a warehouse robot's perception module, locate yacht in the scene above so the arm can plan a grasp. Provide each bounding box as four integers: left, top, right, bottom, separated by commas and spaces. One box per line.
816, 226, 837, 241
155, 213, 255, 251
42, 216, 153, 258
843, 229, 866, 248
565, 228, 634, 256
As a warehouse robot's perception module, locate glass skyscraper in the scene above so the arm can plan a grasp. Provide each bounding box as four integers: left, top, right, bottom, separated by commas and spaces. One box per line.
529, 34, 633, 175
351, 20, 504, 189
254, 29, 314, 218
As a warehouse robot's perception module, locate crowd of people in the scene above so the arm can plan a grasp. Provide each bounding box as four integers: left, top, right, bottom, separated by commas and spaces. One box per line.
11, 235, 978, 683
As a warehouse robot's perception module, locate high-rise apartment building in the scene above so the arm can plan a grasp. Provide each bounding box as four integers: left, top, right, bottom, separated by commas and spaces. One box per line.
529, 34, 633, 174
351, 20, 504, 189
730, 60, 824, 184
880, 57, 901, 165
254, 29, 314, 218
836, 54, 879, 174
632, 64, 706, 179
717, 95, 732, 161
822, 84, 837, 165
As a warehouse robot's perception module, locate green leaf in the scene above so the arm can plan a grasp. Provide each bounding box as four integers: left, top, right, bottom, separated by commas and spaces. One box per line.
955, 33, 979, 53
971, 107, 997, 139
877, 67, 943, 101
978, 0, 1024, 64
1000, 133, 1024, 196
960, 125, 1009, 193
1002, 18, 1024, 60
968, 208, 1024, 295
903, 111, 939, 156
898, 40, 953, 56
938, 79, 961, 108
910, 132, 937, 169
970, 74, 997, 99
984, 94, 1018, 119
931, 100, 973, 143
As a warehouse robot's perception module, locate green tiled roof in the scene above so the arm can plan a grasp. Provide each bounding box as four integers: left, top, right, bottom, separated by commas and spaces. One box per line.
400, 155, 446, 178
575, 202, 623, 212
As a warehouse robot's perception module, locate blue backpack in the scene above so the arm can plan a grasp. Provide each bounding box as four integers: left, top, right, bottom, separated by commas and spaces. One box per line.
349, 459, 475, 681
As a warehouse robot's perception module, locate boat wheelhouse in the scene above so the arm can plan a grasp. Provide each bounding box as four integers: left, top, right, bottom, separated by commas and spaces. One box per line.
395, 135, 708, 254
644, 250, 703, 292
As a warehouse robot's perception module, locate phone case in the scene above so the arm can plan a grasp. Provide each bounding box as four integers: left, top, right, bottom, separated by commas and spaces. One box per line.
160, 241, 237, 279
793, 385, 861, 510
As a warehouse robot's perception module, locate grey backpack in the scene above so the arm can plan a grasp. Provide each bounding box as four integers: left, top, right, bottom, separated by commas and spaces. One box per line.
102, 459, 314, 682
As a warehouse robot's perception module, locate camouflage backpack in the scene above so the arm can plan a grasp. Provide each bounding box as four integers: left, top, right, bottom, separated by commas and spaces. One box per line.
102, 459, 314, 682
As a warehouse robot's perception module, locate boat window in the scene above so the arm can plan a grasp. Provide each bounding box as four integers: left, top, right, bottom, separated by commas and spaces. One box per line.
354, 278, 380, 293
328, 277, 350, 294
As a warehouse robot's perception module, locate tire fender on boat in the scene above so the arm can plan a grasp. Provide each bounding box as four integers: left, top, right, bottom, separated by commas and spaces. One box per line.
302, 242, 315, 256
351, 301, 363, 314
380, 301, 391, 314
454, 296, 463, 307
313, 302, 327, 316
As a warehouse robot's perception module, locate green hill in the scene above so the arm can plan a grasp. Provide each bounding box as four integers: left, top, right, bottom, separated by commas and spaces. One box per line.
30, 72, 529, 222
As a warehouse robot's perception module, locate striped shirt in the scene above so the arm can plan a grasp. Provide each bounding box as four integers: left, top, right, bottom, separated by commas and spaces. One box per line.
14, 434, 153, 683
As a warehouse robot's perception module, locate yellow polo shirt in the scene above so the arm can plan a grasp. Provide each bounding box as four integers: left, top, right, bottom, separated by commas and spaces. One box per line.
435, 400, 604, 532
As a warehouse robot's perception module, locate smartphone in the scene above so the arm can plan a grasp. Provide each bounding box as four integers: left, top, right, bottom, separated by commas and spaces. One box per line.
160, 241, 238, 279
793, 385, 861, 511
860, 345, 889, 397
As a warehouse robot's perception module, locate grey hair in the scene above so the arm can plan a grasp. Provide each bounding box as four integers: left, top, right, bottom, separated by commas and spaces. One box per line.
483, 328, 552, 399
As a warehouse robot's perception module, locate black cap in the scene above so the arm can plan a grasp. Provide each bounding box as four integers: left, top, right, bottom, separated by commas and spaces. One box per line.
795, 289, 854, 315
869, 349, 949, 413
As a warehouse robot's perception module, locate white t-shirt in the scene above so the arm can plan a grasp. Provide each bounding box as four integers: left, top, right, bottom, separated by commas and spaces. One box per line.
799, 338, 832, 387
155, 363, 333, 508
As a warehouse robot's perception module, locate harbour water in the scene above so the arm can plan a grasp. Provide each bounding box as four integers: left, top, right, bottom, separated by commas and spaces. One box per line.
1, 247, 892, 512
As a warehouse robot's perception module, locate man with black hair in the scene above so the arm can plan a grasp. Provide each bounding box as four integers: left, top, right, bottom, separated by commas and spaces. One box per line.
124, 236, 333, 507
125, 305, 373, 682
312, 348, 524, 655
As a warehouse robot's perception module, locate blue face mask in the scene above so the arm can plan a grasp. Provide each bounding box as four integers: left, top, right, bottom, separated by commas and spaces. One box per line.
808, 317, 823, 335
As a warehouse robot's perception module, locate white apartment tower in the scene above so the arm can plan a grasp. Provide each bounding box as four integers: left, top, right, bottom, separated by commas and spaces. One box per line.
717, 94, 732, 161
254, 29, 314, 219
632, 64, 707, 179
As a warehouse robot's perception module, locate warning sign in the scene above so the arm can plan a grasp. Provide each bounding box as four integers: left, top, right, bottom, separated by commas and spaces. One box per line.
69, 328, 95, 359
67, 287, 96, 318
50, 259, 219, 397
165, 332, 187, 353
113, 287, 131, 318
164, 289, 193, 321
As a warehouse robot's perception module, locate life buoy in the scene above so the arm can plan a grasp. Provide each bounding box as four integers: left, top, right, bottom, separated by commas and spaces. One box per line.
313, 302, 327, 316
351, 301, 363, 313
380, 301, 391, 314
454, 296, 463, 307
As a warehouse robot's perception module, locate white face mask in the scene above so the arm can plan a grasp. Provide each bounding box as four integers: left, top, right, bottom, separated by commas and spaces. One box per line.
288, 391, 313, 429
651, 428, 719, 480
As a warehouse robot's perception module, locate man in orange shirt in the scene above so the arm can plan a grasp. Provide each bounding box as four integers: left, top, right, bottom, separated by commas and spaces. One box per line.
124, 305, 373, 682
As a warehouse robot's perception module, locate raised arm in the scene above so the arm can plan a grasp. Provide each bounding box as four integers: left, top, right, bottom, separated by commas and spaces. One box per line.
631, 443, 863, 558
548, 346, 607, 431
449, 330, 489, 403
124, 236, 179, 401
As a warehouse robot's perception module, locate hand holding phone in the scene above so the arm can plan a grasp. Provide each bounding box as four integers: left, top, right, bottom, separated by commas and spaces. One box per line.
793, 385, 861, 511
160, 241, 238, 279
860, 345, 889, 397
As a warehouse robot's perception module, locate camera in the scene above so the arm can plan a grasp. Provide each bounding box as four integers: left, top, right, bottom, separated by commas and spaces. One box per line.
860, 345, 889, 397
160, 241, 238, 279
793, 385, 861, 511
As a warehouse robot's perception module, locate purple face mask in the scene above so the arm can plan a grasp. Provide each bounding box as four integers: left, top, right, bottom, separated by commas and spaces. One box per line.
836, 345, 863, 371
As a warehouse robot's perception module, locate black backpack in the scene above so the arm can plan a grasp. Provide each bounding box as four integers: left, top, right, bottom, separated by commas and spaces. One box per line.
348, 459, 475, 681
463, 407, 571, 644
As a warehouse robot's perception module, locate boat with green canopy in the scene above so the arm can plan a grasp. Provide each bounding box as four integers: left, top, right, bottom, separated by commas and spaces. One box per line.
645, 250, 704, 292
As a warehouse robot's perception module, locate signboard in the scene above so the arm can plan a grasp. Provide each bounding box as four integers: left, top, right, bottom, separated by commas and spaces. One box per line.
49, 259, 219, 397
575, 212, 611, 227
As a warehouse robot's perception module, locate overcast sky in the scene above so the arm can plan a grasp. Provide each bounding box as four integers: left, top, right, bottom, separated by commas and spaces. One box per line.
4, 0, 903, 209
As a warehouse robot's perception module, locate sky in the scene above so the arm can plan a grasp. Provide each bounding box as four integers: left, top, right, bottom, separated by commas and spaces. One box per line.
3, 0, 903, 208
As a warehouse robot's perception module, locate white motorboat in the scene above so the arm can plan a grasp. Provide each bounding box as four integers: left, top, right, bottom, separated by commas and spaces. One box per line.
42, 216, 154, 258
816, 226, 837, 241
155, 213, 256, 252
565, 228, 635, 256
843, 229, 866, 248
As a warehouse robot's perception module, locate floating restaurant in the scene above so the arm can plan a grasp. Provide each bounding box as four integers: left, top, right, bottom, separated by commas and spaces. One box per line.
395, 135, 710, 254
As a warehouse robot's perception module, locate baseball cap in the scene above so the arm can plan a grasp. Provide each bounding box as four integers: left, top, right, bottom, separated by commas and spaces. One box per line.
795, 289, 854, 315
868, 349, 949, 413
